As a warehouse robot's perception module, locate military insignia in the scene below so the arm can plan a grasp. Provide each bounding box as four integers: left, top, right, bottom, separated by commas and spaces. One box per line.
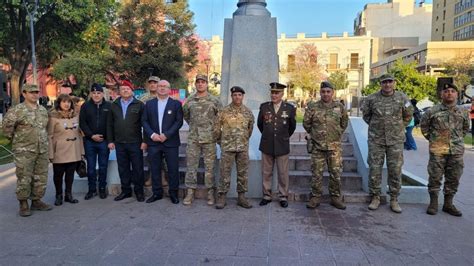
167, 110, 172, 115
404, 101, 411, 108
281, 111, 289, 119
283, 121, 287, 125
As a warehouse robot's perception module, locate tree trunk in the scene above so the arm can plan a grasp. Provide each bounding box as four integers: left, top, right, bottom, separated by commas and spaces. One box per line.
10, 73, 21, 106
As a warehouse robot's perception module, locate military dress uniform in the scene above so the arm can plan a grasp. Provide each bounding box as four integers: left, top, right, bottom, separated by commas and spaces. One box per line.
361, 74, 412, 212
2, 85, 52, 216
257, 83, 296, 206
183, 87, 222, 204
303, 98, 348, 209
420, 87, 469, 216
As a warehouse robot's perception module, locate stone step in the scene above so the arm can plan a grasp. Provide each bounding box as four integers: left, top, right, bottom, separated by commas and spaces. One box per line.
175, 184, 380, 203
177, 142, 354, 157
173, 154, 357, 173
288, 170, 362, 191
288, 155, 357, 172
175, 167, 362, 191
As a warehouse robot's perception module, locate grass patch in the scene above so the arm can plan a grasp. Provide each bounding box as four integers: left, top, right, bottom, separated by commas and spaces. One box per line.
465, 133, 473, 145
296, 109, 304, 123
0, 130, 13, 165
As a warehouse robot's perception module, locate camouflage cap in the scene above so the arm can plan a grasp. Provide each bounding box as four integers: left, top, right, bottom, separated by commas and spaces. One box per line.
148, 76, 160, 83
269, 82, 286, 91
230, 86, 245, 94
380, 73, 395, 82
320, 81, 334, 90
195, 74, 208, 82
442, 82, 459, 92
22, 84, 39, 92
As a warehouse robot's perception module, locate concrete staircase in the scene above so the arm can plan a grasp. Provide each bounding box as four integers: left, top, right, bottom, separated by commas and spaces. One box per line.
175, 127, 371, 203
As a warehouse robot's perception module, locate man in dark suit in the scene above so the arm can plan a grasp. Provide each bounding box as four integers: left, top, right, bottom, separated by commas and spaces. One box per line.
257, 82, 296, 208
142, 79, 183, 204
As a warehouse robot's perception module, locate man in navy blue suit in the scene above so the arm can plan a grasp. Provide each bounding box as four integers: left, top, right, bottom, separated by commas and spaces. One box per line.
142, 79, 183, 204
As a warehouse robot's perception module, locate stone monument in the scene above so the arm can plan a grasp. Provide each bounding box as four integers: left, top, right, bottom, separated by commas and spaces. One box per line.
219, 0, 279, 110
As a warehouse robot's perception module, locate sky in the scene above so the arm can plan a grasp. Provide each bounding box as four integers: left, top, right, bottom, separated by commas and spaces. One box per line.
188, 0, 433, 39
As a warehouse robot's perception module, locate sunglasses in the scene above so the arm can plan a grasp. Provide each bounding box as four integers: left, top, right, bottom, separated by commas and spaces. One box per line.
381, 80, 394, 84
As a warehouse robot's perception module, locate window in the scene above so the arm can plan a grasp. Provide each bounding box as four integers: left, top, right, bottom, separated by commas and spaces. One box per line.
287, 55, 295, 72
442, 23, 445, 33
443, 10, 446, 20
350, 53, 359, 69
329, 53, 338, 69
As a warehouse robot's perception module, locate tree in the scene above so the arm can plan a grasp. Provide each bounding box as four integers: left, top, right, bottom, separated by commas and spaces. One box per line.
362, 59, 437, 102
327, 70, 349, 90
111, 0, 197, 89
0, 0, 117, 105
441, 53, 474, 91
285, 44, 325, 98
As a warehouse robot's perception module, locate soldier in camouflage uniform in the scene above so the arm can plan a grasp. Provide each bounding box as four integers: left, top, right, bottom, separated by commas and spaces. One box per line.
361, 74, 413, 213
138, 76, 160, 102
214, 86, 254, 209
182, 74, 222, 205
2, 85, 53, 217
420, 83, 469, 216
303, 81, 348, 210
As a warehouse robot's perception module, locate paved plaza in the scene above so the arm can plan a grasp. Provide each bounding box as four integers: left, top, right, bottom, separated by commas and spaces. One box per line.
0, 136, 472, 265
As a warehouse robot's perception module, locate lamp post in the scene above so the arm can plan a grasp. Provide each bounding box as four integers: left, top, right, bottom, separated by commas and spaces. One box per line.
204, 58, 211, 79
23, 0, 38, 86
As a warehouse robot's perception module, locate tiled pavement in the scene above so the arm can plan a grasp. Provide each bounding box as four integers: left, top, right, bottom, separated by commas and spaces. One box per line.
0, 136, 472, 265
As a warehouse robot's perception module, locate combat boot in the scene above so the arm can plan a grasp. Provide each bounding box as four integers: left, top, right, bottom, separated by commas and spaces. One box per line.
207, 189, 215, 206
237, 192, 253, 209
442, 194, 462, 217
330, 196, 346, 210
368, 196, 380, 210
215, 193, 226, 209
390, 196, 402, 213
183, 189, 194, 206
426, 192, 438, 215
306, 196, 320, 209
19, 200, 31, 217
30, 199, 53, 211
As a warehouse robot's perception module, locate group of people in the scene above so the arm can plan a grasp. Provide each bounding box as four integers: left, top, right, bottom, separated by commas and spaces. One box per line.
2, 72, 469, 218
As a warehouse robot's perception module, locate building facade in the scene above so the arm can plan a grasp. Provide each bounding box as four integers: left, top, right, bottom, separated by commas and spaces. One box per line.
432, 0, 474, 41
354, 0, 432, 63
205, 32, 372, 102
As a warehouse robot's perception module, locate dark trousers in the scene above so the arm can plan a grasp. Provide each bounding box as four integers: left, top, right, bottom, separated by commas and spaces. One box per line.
53, 162, 78, 195
84, 139, 110, 191
148, 145, 179, 196
404, 126, 417, 150
115, 142, 144, 195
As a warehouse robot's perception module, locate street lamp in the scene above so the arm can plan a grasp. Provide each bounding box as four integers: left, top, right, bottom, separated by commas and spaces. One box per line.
23, 0, 38, 86
204, 58, 211, 78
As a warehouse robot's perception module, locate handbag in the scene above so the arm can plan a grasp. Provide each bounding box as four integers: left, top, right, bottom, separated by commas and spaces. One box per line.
76, 158, 87, 178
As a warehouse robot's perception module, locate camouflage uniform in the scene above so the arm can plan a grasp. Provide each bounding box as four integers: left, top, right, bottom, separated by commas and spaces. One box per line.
303, 100, 348, 197
2, 102, 49, 200
420, 104, 469, 195
183, 93, 222, 189
138, 92, 156, 103
361, 91, 413, 197
214, 103, 254, 194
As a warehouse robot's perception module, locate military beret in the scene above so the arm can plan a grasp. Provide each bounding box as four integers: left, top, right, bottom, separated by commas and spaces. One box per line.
147, 76, 160, 83
120, 80, 134, 89
269, 82, 286, 91
380, 73, 395, 82
90, 83, 104, 93
195, 74, 208, 82
442, 83, 458, 92
320, 81, 334, 90
22, 84, 39, 92
230, 86, 245, 94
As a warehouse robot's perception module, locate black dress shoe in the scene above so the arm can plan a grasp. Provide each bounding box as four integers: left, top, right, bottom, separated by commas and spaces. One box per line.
114, 192, 132, 201
65, 194, 79, 204
99, 188, 107, 199
136, 194, 145, 202
259, 199, 272, 206
146, 194, 163, 203
280, 200, 288, 208
170, 194, 179, 204
84, 191, 97, 200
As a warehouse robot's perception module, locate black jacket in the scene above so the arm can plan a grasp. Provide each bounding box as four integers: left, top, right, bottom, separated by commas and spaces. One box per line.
257, 101, 296, 156
107, 97, 144, 144
79, 99, 111, 140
